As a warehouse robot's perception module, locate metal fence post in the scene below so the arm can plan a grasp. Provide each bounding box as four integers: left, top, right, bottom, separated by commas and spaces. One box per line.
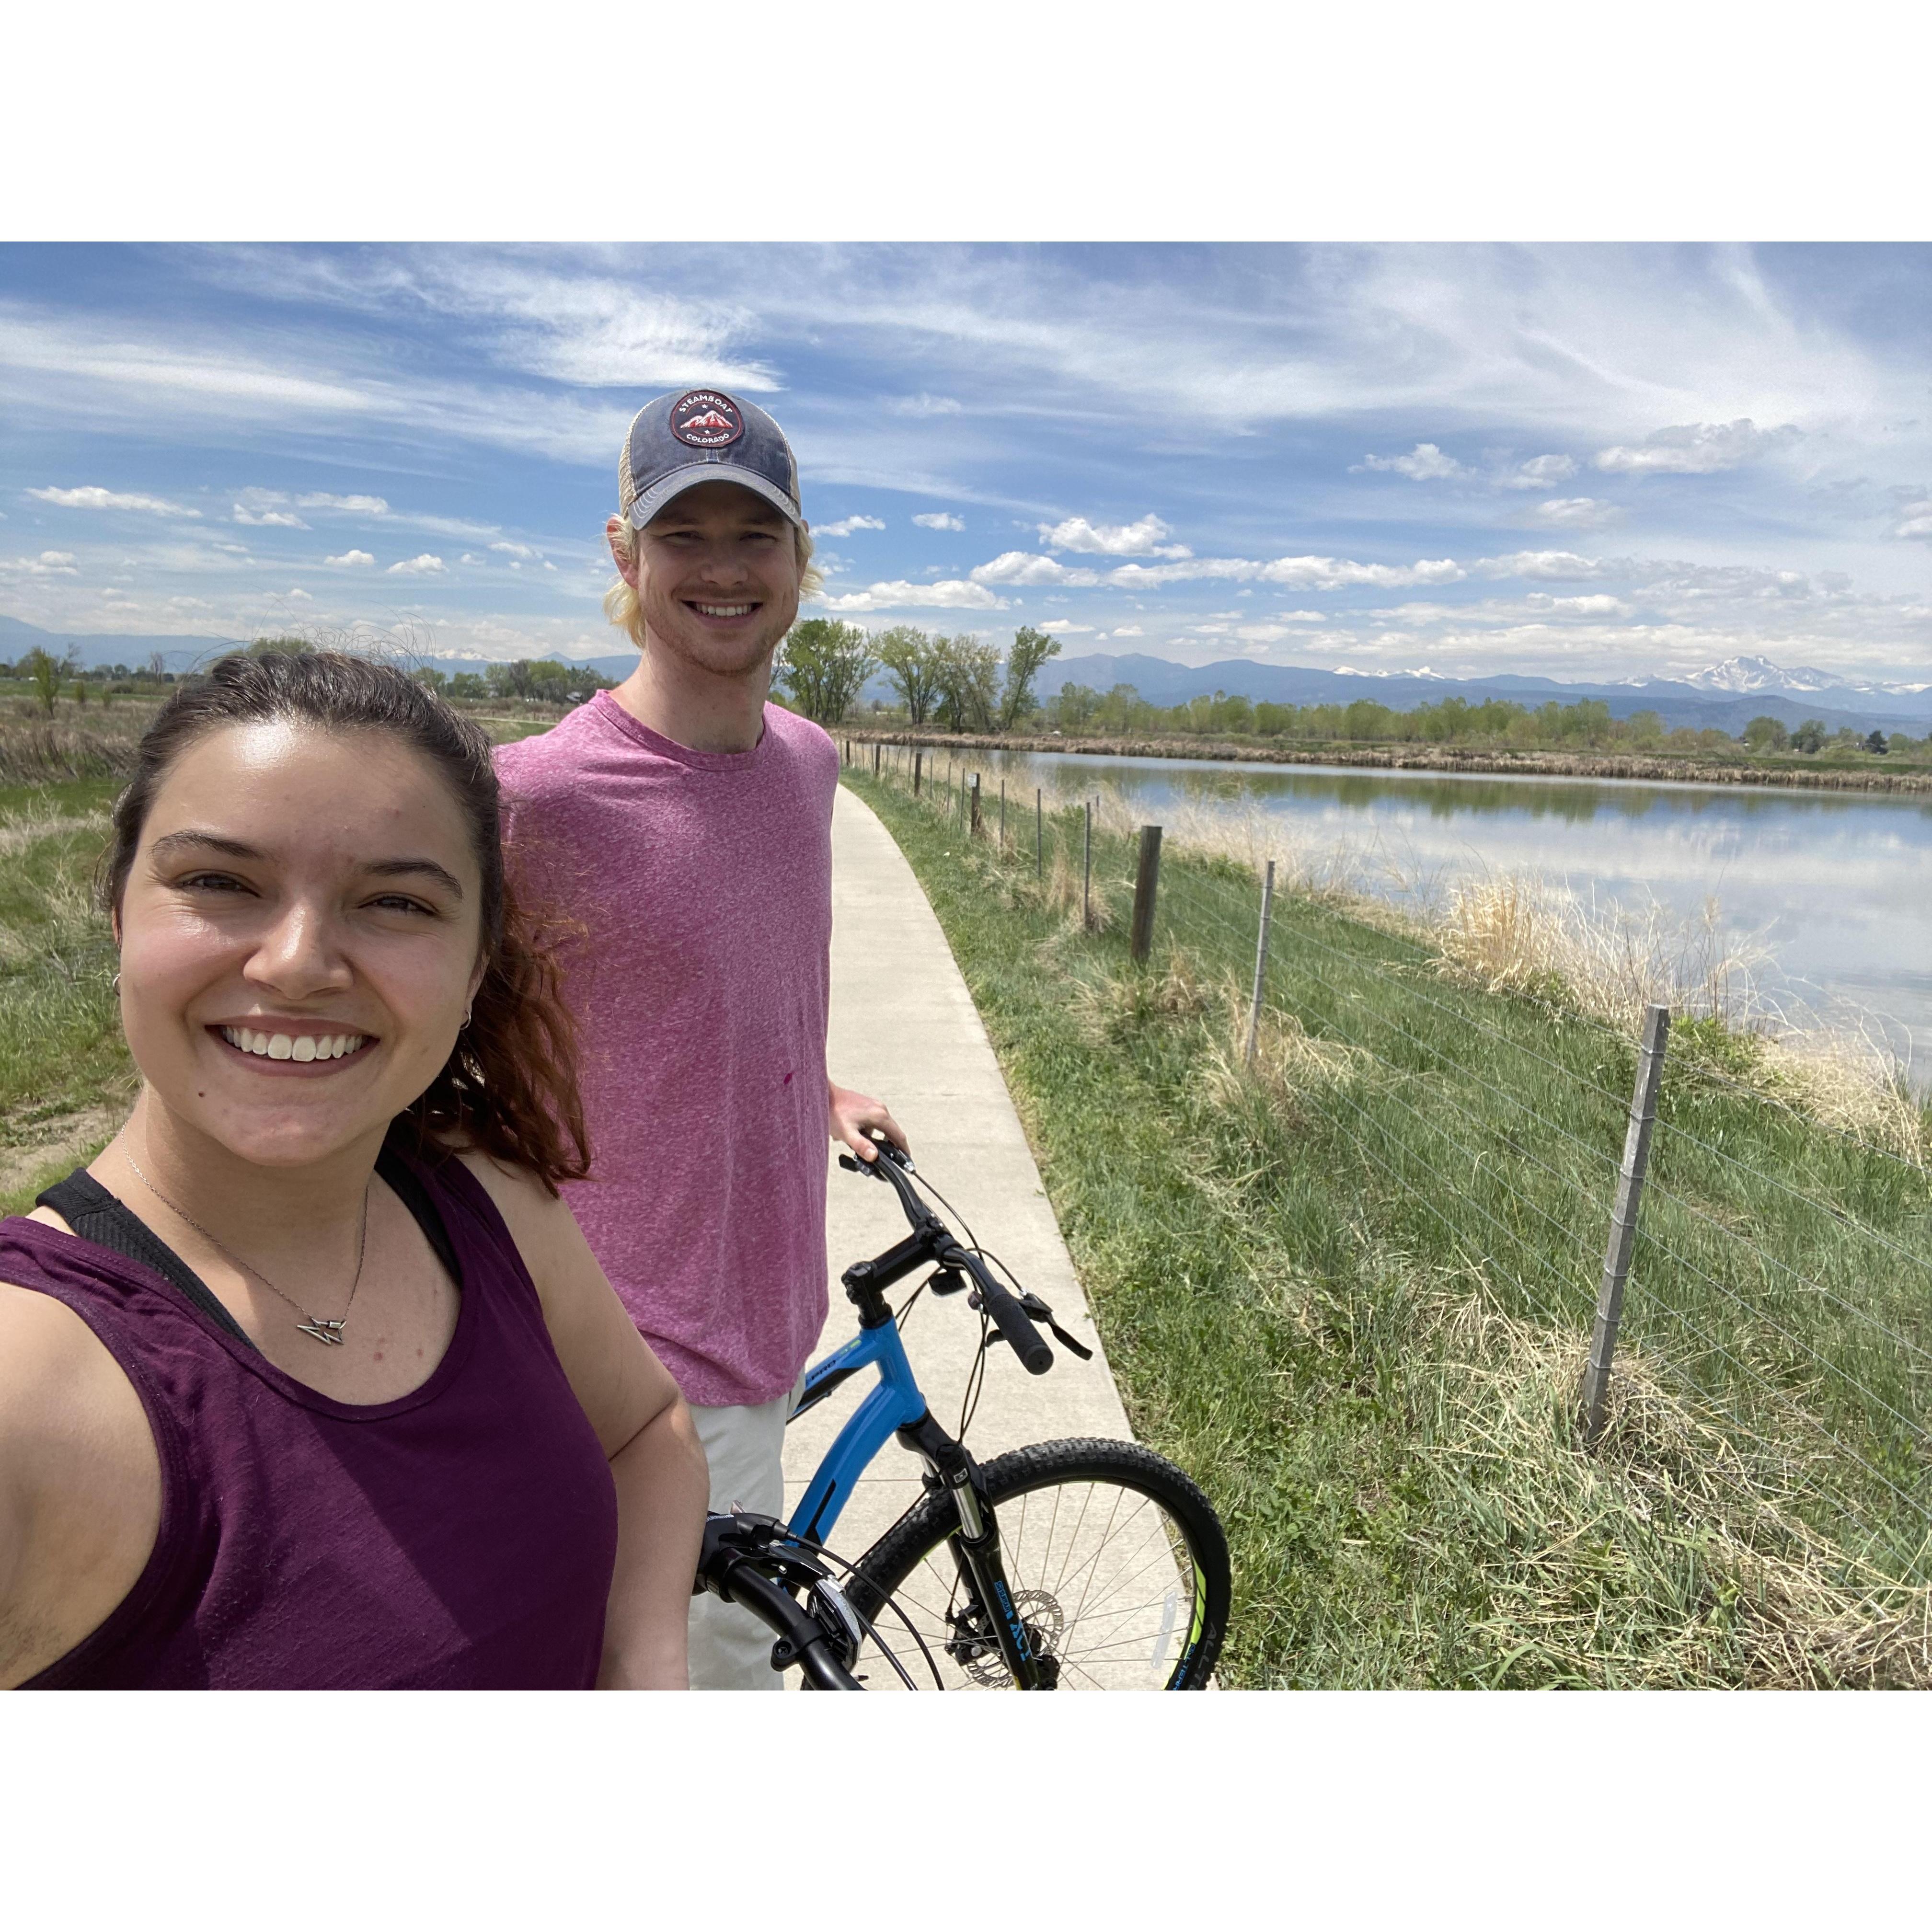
913, 749, 923, 797
1082, 801, 1093, 929
1035, 788, 1043, 877
1129, 826, 1163, 964
874, 742, 880, 775
1581, 1003, 1671, 1445
1244, 859, 1276, 1067
1000, 780, 1006, 849
970, 772, 981, 837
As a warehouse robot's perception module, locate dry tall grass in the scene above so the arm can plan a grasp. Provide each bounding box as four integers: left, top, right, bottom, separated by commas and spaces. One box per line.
1034, 767, 1927, 1161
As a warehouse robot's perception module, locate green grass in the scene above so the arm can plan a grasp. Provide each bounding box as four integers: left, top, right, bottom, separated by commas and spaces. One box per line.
843, 763, 1932, 1687
0, 777, 130, 1211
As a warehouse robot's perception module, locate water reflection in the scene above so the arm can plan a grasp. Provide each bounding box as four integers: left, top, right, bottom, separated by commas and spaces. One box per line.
969, 748, 1932, 1076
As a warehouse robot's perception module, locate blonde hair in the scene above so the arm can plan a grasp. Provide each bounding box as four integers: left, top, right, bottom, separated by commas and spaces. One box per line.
603, 517, 822, 650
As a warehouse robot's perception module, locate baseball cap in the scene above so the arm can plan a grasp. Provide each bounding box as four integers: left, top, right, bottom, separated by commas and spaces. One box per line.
618, 388, 805, 533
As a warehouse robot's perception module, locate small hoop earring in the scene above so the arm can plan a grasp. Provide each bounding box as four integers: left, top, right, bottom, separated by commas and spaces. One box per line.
461, 1004, 473, 1029
111, 972, 121, 993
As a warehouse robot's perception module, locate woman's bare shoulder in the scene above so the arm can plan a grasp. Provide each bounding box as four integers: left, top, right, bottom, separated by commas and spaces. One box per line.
0, 1281, 162, 1686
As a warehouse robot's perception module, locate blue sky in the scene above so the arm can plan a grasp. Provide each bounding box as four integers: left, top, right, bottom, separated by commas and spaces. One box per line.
3, 242, 1930, 682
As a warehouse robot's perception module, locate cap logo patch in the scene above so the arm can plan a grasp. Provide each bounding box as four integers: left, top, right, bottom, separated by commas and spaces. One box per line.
670, 390, 745, 449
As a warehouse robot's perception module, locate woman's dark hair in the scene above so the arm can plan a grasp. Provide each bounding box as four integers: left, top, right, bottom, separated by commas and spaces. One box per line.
100, 650, 590, 1191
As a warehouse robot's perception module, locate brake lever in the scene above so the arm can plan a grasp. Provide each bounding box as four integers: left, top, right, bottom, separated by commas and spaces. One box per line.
970, 1288, 1095, 1362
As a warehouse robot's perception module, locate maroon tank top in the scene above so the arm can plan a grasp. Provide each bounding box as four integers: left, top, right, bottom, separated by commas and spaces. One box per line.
2, 1138, 620, 1690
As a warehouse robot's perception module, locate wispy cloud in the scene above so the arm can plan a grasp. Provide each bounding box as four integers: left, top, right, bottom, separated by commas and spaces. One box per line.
386, 553, 446, 575
970, 552, 1101, 587
912, 511, 965, 530
1594, 418, 1799, 475
820, 578, 1005, 613
1535, 496, 1622, 528
819, 515, 886, 536
1354, 442, 1468, 482
29, 484, 201, 517
326, 549, 375, 567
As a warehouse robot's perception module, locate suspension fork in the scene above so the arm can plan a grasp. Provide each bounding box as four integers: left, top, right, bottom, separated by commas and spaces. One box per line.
895, 1413, 1050, 1690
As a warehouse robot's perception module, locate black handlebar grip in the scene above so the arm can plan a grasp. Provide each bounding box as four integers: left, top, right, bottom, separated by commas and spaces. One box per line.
978, 1273, 1054, 1376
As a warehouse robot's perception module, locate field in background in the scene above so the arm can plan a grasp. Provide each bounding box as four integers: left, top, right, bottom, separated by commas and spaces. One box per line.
842, 754, 1932, 1687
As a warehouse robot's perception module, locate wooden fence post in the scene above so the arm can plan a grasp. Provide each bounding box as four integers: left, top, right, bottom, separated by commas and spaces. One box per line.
1129, 826, 1163, 964
970, 773, 981, 837
1082, 801, 1092, 929
913, 749, 923, 797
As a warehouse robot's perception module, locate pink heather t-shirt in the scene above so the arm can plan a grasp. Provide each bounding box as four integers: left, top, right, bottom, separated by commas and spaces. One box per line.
495, 691, 839, 1407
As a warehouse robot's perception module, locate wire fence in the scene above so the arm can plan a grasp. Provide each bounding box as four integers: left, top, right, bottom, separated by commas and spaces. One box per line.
841, 736, 1932, 1590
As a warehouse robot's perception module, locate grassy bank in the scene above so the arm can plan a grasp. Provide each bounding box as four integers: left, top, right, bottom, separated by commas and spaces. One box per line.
840, 762, 1932, 1687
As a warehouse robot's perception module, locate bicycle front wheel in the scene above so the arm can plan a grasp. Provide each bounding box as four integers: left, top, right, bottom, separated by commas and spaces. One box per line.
848, 1438, 1229, 1690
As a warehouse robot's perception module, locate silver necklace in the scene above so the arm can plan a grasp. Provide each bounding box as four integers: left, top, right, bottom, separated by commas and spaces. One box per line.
123, 1149, 371, 1347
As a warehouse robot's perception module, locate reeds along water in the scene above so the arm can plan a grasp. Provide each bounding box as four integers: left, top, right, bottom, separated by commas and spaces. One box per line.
1039, 771, 1927, 1161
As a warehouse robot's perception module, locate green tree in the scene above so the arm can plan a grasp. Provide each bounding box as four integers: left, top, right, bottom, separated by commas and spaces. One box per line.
1741, 715, 1789, 753
448, 671, 486, 701
1865, 729, 1889, 755
997, 625, 1062, 731
21, 646, 76, 717
248, 635, 313, 657
930, 632, 1002, 733
411, 666, 451, 695
1791, 718, 1827, 754
875, 625, 943, 726
775, 618, 878, 724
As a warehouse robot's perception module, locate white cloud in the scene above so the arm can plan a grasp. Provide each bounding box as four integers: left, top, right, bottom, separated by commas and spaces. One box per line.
459, 552, 481, 564
299, 493, 391, 516
387, 553, 446, 575
819, 515, 886, 537
1108, 554, 1465, 591
0, 550, 80, 575
326, 549, 376, 567
819, 579, 1005, 613
232, 505, 309, 528
1594, 419, 1799, 475
1354, 442, 1468, 482
1038, 513, 1190, 558
1531, 593, 1628, 617
1235, 624, 1295, 643
913, 512, 966, 531
29, 484, 201, 518
1039, 620, 1092, 633
1276, 609, 1325, 621
1535, 496, 1622, 529
1894, 498, 1932, 541
1500, 454, 1578, 490
1109, 624, 1143, 637
887, 393, 964, 417
1475, 550, 1605, 580
970, 552, 1101, 587
490, 540, 537, 558
287, 587, 313, 600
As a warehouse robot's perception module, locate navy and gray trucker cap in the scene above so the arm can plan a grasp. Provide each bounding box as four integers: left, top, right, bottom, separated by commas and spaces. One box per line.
618, 388, 805, 532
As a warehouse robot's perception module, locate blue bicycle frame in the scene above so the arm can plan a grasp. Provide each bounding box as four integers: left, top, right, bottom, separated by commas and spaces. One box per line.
785, 1313, 928, 1547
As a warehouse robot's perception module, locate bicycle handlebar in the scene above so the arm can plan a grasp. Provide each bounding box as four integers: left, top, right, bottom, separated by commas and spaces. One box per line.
693, 1512, 864, 1690
843, 1140, 1055, 1376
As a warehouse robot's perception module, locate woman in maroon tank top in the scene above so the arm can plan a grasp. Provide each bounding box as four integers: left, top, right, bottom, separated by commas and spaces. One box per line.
0, 653, 709, 1689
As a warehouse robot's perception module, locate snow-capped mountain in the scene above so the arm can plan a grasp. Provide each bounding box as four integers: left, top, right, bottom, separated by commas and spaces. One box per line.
1632, 654, 1932, 699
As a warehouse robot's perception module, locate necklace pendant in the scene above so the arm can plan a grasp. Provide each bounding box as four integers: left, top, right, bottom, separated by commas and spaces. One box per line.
296, 1317, 347, 1346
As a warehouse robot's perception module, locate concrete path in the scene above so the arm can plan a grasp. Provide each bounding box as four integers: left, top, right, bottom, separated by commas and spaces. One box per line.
782, 784, 1135, 1561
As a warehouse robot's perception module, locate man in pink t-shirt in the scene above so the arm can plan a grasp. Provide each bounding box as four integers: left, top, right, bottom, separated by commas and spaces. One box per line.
495, 388, 903, 1689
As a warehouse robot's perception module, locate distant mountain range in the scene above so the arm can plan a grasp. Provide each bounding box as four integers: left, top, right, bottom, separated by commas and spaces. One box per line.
5, 614, 1928, 738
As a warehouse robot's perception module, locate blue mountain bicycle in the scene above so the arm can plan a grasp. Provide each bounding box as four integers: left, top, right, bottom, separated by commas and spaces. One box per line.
695, 1140, 1230, 1690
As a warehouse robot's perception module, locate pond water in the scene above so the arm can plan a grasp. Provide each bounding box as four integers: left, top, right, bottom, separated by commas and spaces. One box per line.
932, 747, 1932, 1080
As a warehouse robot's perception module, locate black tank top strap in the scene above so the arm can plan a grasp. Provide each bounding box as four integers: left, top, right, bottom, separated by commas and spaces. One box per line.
374, 1139, 464, 1287
34, 1145, 463, 1351
35, 1170, 256, 1348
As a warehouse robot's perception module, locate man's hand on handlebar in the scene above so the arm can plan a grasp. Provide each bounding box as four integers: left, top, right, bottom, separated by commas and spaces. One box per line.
829, 1081, 909, 1164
